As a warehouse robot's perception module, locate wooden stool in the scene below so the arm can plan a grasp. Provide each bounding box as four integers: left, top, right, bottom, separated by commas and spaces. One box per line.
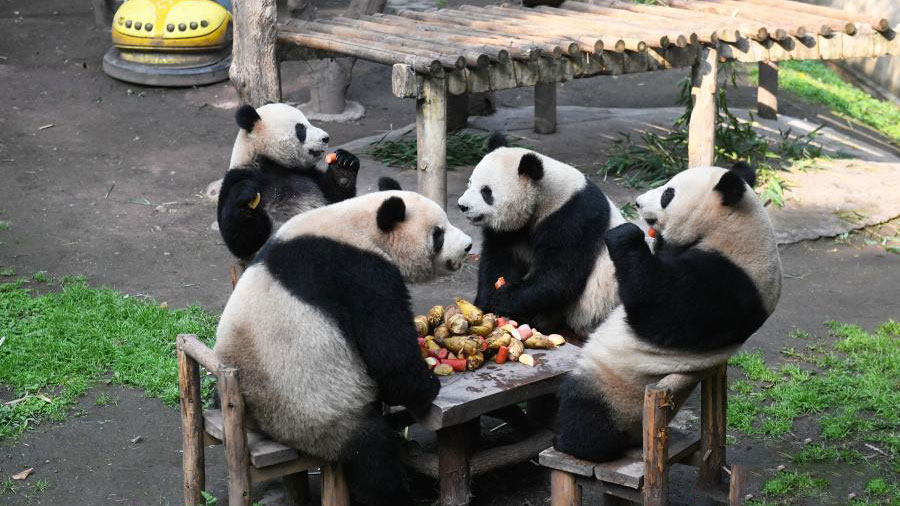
540, 365, 736, 506
177, 333, 350, 506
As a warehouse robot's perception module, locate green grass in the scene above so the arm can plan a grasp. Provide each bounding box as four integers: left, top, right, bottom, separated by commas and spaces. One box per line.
762, 470, 829, 497
31, 271, 49, 283
0, 278, 218, 439
0, 268, 14, 277
751, 60, 900, 143
791, 443, 863, 464
94, 392, 118, 407
369, 131, 526, 170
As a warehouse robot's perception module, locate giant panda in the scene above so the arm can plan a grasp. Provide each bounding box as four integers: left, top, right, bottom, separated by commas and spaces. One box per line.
214, 180, 473, 506
456, 134, 626, 336
555, 162, 783, 461
217, 103, 362, 259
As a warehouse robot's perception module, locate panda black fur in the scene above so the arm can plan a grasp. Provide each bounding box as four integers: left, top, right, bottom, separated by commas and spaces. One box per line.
555, 163, 782, 462
217, 103, 362, 259
214, 180, 473, 506
457, 134, 626, 336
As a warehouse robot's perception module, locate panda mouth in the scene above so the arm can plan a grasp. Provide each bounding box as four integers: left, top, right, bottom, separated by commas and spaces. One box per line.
308, 149, 324, 158
445, 259, 463, 271
469, 214, 485, 224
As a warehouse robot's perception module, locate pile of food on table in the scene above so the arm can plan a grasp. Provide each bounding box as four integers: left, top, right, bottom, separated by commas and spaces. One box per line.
416, 298, 567, 376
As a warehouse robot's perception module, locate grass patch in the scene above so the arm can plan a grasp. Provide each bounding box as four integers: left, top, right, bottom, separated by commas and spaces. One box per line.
762, 470, 829, 497
791, 443, 863, 464
0, 268, 14, 277
0, 221, 8, 231
369, 131, 525, 170
601, 68, 825, 207
751, 60, 900, 143
0, 278, 217, 440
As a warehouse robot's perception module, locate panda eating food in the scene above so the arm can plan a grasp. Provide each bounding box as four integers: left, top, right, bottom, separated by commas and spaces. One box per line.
217, 103, 362, 260
555, 162, 783, 461
456, 134, 626, 336
214, 180, 473, 506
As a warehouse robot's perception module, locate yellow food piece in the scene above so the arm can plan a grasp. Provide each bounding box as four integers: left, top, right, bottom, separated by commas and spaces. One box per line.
427, 305, 445, 328
548, 334, 567, 346
434, 364, 454, 376
470, 325, 492, 336
524, 334, 555, 349
480, 313, 497, 331
500, 324, 522, 341
434, 325, 450, 342
443, 336, 467, 354
486, 332, 511, 350
518, 354, 535, 367
507, 338, 524, 361
248, 192, 261, 210
414, 316, 429, 337
461, 337, 478, 356
466, 351, 485, 370
425, 339, 441, 355
455, 297, 484, 323
447, 314, 469, 335
444, 305, 460, 322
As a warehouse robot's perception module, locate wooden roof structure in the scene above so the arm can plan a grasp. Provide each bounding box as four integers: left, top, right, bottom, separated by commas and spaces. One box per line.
271, 0, 899, 98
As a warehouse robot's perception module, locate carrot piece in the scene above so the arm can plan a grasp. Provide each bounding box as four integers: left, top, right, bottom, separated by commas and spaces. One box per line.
648, 227, 657, 238
325, 152, 338, 164
494, 276, 506, 289
495, 345, 509, 364
440, 358, 467, 372
437, 348, 449, 360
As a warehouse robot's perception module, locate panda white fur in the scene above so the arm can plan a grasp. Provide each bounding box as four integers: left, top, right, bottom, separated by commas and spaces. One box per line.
456, 134, 626, 336
214, 179, 472, 506
555, 162, 782, 461
217, 103, 362, 259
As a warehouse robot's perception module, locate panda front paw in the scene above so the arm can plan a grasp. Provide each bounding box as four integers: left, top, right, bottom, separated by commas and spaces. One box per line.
605, 223, 645, 252
326, 149, 360, 199
332, 149, 361, 174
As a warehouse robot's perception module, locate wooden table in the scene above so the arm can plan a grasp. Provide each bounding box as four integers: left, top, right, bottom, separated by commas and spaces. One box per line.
400, 344, 581, 506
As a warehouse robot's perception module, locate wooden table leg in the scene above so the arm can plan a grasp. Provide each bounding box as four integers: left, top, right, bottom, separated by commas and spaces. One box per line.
438, 419, 479, 506
177, 342, 205, 506
698, 364, 727, 488
550, 469, 580, 506
283, 470, 309, 506
321, 464, 350, 506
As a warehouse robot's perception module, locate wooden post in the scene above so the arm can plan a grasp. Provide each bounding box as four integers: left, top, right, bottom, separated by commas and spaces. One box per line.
321, 463, 350, 506
550, 470, 581, 506
534, 81, 557, 134
416, 77, 448, 209
177, 340, 205, 506
230, 0, 282, 107
688, 45, 718, 168
437, 420, 477, 506
643, 384, 672, 506
447, 94, 470, 133
729, 464, 745, 506
757, 61, 778, 120
698, 363, 727, 489
219, 367, 252, 506
283, 471, 310, 506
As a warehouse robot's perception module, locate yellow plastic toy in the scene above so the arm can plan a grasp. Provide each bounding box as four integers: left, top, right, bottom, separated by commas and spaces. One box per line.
103, 0, 232, 86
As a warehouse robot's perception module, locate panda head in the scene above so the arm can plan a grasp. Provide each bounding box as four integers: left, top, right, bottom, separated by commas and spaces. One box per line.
634, 162, 758, 246
457, 134, 544, 232
230, 103, 330, 169
277, 179, 473, 283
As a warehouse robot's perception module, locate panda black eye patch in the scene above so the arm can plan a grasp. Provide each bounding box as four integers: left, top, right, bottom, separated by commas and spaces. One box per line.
295, 123, 307, 143
432, 227, 444, 253
480, 186, 494, 205
660, 187, 675, 208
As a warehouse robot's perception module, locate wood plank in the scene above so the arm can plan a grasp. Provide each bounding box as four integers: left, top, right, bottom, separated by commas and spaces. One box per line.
539, 447, 596, 478
551, 469, 581, 506
593, 428, 700, 489
642, 385, 671, 506
219, 367, 251, 506
250, 457, 324, 483
470, 429, 554, 475
177, 346, 205, 506
698, 363, 727, 488
416, 344, 580, 431
178, 334, 221, 374
204, 410, 302, 468
392, 63, 422, 99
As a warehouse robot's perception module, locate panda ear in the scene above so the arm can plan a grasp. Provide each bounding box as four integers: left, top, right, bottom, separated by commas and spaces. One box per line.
518, 153, 544, 181
486, 132, 508, 152
731, 161, 757, 188
376, 196, 406, 232
714, 170, 748, 207
236, 105, 261, 133
378, 177, 402, 191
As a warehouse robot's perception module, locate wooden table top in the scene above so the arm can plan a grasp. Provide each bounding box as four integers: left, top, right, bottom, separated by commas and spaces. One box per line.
416, 344, 581, 431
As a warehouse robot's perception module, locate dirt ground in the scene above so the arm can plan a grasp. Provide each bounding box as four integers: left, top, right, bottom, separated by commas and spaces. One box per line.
1, 0, 899, 505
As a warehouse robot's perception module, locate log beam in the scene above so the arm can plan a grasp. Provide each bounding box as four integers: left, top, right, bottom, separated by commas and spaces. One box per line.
231, 0, 281, 106
757, 61, 779, 119
417, 77, 449, 209
177, 342, 205, 506
688, 45, 718, 167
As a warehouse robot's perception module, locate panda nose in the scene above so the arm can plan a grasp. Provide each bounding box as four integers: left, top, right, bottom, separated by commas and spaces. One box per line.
322, 136, 330, 144
458, 203, 469, 213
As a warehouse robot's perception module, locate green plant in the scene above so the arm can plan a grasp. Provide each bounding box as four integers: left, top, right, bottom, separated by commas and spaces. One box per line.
0, 221, 8, 231
619, 202, 639, 220
95, 392, 118, 407
201, 491, 218, 506
369, 131, 525, 170
31, 478, 50, 494
0, 279, 218, 439
31, 271, 49, 283
0, 267, 14, 277
601, 66, 825, 207
762, 470, 828, 497
1, 478, 16, 494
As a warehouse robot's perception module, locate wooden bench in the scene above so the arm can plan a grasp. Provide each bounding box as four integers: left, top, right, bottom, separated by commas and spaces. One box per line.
540, 364, 744, 506
176, 333, 350, 506
228, 0, 898, 210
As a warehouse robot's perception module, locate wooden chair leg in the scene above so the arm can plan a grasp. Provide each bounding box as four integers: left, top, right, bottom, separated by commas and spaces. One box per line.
698, 363, 727, 489
534, 81, 557, 134
643, 384, 672, 506
220, 367, 252, 506
416, 76, 448, 210
177, 341, 205, 506
550, 469, 581, 506
321, 463, 350, 506
283, 470, 310, 506
688, 45, 718, 168
230, 261, 246, 290
729, 464, 745, 506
